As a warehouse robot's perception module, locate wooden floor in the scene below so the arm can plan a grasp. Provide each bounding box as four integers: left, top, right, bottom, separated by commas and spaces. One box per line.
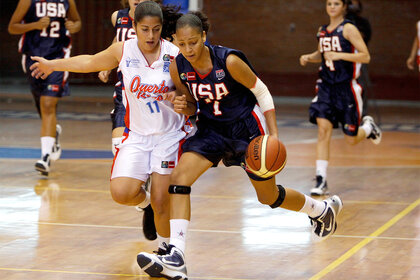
0, 92, 419, 280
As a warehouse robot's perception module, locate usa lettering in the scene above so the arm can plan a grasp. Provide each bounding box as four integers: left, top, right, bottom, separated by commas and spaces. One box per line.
116, 27, 136, 42
130, 76, 169, 100
319, 36, 342, 52
36, 2, 66, 18
188, 82, 229, 116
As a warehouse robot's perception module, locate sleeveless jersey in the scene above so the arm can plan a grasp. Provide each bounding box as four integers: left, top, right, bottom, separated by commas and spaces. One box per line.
318, 20, 360, 84
114, 8, 136, 92
176, 44, 257, 124
119, 38, 184, 135
19, 0, 71, 59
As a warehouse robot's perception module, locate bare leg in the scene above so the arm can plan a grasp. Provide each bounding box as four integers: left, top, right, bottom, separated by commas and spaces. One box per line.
40, 96, 58, 137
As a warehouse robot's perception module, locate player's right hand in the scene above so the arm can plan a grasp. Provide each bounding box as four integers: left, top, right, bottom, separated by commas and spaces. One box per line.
37, 17, 50, 30
173, 95, 188, 113
29, 56, 54, 80
98, 70, 110, 83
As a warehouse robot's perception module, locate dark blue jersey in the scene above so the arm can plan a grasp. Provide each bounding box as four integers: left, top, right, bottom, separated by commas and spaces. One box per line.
19, 0, 71, 59
115, 9, 136, 89
115, 8, 136, 42
176, 44, 257, 124
318, 20, 360, 84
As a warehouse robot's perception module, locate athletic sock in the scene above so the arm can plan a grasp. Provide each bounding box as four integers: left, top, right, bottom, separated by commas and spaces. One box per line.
157, 233, 170, 249
299, 195, 326, 218
316, 160, 328, 179
112, 137, 123, 155
41, 136, 55, 156
170, 219, 189, 253
361, 121, 372, 137
136, 190, 150, 209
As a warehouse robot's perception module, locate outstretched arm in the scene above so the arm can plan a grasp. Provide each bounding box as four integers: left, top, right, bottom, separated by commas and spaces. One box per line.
8, 0, 50, 35
407, 36, 418, 71
30, 42, 122, 79
169, 61, 197, 116
226, 54, 278, 138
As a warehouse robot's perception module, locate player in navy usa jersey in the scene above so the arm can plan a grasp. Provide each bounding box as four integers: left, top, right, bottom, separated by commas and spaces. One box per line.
300, 0, 382, 196
8, 0, 81, 176
137, 12, 343, 280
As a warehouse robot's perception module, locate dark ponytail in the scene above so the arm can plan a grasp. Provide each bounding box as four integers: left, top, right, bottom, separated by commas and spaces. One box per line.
176, 11, 210, 34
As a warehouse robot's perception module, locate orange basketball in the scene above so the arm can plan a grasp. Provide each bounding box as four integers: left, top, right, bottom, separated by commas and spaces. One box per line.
245, 135, 287, 178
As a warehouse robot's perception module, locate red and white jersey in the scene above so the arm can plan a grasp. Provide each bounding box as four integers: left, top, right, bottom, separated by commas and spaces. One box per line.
120, 38, 183, 135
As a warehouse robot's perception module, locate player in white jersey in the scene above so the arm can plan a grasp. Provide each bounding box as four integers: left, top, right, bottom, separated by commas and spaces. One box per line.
29, 1, 191, 254
406, 20, 420, 72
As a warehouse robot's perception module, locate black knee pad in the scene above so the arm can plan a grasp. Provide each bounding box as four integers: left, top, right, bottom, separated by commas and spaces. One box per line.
168, 185, 191, 194
270, 185, 286, 209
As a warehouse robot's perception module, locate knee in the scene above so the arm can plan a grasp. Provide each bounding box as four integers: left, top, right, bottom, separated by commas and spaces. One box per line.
344, 135, 358, 146
41, 100, 56, 115
169, 168, 186, 185
110, 184, 135, 205
317, 126, 330, 141
151, 195, 169, 215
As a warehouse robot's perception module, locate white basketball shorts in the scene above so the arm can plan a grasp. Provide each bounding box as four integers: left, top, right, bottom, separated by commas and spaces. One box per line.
110, 129, 187, 181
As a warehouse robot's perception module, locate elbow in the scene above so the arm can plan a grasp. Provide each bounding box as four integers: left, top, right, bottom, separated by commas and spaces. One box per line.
364, 53, 371, 64
8, 25, 18, 35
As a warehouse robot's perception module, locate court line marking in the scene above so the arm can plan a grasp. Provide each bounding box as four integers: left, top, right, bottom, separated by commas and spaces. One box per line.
309, 197, 420, 280
3, 221, 420, 241
0, 267, 250, 280
2, 185, 415, 205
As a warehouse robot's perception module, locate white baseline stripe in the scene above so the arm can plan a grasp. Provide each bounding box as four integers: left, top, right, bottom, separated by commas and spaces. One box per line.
3, 221, 420, 241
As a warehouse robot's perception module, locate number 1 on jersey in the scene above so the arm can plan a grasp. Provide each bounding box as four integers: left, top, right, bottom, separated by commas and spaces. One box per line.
146, 100, 160, 113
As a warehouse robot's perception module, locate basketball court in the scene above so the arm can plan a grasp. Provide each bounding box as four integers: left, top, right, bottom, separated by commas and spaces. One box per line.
0, 87, 419, 279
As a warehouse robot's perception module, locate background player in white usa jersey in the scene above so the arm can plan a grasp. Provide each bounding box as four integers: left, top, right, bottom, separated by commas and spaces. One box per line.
8, 0, 81, 176
29, 1, 191, 255
300, 0, 382, 196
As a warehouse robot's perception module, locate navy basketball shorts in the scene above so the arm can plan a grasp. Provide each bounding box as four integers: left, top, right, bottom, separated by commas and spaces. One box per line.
23, 54, 70, 98
309, 79, 363, 136
111, 84, 126, 130
182, 106, 267, 167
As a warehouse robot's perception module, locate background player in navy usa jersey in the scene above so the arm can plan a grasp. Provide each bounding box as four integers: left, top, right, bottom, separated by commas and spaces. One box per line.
29, 1, 190, 261
137, 12, 343, 280
8, 0, 81, 176
98, 0, 143, 156
299, 0, 382, 196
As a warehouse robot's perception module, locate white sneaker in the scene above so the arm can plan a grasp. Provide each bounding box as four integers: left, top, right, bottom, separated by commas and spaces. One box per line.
35, 154, 51, 176
50, 124, 62, 161
363, 116, 382, 145
310, 195, 343, 242
310, 175, 329, 196
137, 244, 187, 280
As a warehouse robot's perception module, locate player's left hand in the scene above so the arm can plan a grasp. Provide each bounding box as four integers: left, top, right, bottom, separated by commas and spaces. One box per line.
323, 51, 340, 61
65, 20, 77, 33
29, 56, 54, 80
